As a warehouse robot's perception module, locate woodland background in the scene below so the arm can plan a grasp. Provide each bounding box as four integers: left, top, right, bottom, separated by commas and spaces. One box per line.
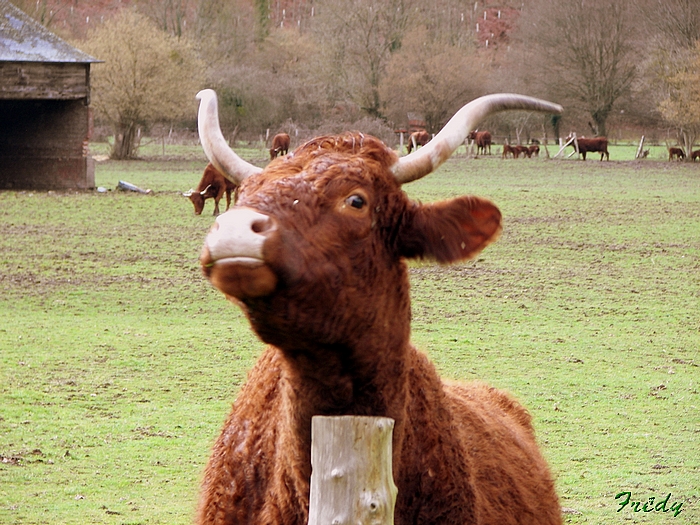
9, 0, 700, 158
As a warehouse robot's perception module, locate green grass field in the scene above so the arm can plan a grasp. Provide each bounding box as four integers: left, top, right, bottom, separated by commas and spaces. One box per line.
1, 144, 698, 524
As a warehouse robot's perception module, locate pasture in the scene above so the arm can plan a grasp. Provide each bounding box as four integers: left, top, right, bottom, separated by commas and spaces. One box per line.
1, 144, 698, 524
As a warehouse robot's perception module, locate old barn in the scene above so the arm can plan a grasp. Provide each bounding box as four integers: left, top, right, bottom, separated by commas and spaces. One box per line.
0, 0, 98, 190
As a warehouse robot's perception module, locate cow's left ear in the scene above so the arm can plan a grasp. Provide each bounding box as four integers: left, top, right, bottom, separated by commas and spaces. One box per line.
398, 196, 502, 263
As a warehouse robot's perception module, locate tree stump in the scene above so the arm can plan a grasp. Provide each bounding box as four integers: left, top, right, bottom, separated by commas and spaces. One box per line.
308, 416, 397, 525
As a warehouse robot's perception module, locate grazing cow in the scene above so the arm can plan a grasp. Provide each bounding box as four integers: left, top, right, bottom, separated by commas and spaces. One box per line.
503, 143, 528, 158
528, 144, 540, 157
668, 147, 685, 161
269, 132, 291, 160
183, 163, 237, 216
514, 145, 530, 158
566, 135, 609, 161
406, 130, 431, 153
692, 149, 700, 162
467, 130, 492, 155
195, 89, 563, 525
502, 143, 515, 158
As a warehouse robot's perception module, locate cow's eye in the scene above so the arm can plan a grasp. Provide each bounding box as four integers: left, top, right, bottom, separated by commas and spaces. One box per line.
346, 194, 366, 209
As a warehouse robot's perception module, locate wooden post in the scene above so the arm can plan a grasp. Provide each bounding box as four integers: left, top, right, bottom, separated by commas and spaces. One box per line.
554, 135, 576, 158
308, 416, 397, 525
635, 135, 646, 159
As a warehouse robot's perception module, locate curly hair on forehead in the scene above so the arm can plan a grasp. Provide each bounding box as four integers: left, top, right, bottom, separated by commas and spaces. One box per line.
290, 132, 399, 169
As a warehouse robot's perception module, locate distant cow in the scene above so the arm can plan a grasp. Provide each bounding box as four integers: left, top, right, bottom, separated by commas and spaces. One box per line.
183, 163, 237, 216
468, 130, 492, 155
269, 133, 291, 160
692, 149, 700, 162
514, 145, 530, 158
406, 130, 431, 153
668, 147, 685, 161
566, 135, 609, 161
503, 143, 527, 158
528, 144, 540, 157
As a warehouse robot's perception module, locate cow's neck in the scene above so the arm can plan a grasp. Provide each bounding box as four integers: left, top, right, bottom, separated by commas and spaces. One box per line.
284, 335, 409, 407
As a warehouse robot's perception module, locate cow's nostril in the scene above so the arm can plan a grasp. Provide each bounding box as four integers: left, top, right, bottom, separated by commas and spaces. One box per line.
252, 217, 275, 234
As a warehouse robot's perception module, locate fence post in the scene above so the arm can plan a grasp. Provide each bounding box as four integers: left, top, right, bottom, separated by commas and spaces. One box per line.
635, 135, 645, 159
308, 416, 397, 525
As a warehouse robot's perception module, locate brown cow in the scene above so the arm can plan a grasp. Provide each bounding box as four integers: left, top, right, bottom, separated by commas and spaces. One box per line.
514, 145, 530, 158
502, 143, 527, 158
566, 135, 609, 161
668, 147, 685, 161
183, 163, 237, 216
406, 130, 431, 153
692, 149, 700, 162
528, 144, 540, 157
195, 89, 563, 525
269, 132, 291, 159
502, 143, 514, 158
467, 130, 492, 155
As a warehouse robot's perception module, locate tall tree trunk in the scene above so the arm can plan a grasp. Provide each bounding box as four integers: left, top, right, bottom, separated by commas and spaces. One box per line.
110, 121, 138, 160
681, 129, 697, 162
591, 109, 609, 138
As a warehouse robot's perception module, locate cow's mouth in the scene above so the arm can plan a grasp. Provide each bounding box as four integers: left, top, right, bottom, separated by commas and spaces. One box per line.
201, 247, 278, 299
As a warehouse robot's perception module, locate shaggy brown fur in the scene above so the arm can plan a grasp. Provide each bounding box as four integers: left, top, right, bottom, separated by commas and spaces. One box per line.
197, 133, 561, 525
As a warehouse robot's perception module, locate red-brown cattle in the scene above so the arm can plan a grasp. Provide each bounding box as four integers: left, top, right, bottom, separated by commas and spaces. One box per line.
502, 143, 515, 158
194, 89, 563, 525
183, 163, 238, 216
528, 144, 540, 157
668, 147, 685, 161
566, 135, 609, 161
467, 130, 492, 155
514, 145, 530, 158
269, 132, 291, 160
406, 130, 431, 153
692, 149, 700, 161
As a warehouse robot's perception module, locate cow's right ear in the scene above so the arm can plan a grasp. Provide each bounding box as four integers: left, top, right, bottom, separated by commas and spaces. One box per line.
398, 196, 502, 263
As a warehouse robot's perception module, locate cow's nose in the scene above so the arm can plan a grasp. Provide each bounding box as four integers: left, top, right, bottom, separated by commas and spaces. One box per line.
205, 207, 276, 263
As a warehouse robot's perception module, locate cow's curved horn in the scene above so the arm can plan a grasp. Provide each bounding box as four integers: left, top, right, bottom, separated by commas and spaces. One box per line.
392, 94, 563, 184
197, 89, 262, 185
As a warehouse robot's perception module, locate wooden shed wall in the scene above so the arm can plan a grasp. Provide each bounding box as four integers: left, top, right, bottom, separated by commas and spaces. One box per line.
0, 98, 95, 190
0, 62, 90, 100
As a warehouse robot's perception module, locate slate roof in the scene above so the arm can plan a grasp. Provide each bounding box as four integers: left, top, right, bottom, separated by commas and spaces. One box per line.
0, 0, 98, 63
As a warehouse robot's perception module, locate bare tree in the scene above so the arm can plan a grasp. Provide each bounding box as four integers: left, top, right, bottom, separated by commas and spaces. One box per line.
658, 41, 700, 158
192, 0, 256, 65
637, 0, 700, 51
514, 0, 637, 137
381, 28, 487, 134
310, 0, 414, 118
81, 10, 204, 159
633, 0, 700, 156
136, 0, 194, 38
